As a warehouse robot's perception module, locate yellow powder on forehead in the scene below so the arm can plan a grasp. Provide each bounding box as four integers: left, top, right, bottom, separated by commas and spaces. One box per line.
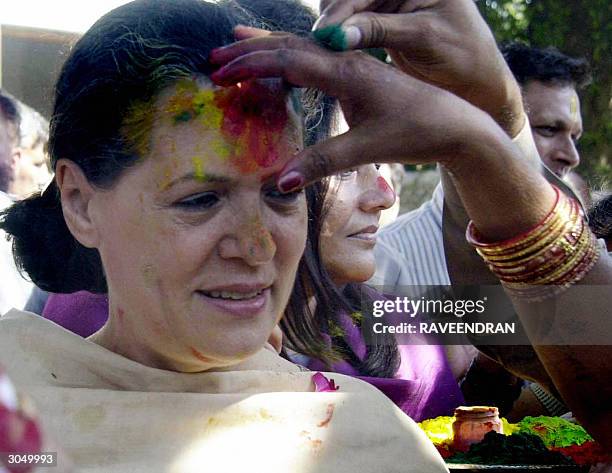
210, 138, 232, 160
570, 94, 578, 119
159, 79, 293, 177
194, 90, 223, 129
164, 79, 199, 118
164, 81, 224, 130
192, 156, 206, 182
122, 100, 157, 158
159, 166, 174, 191
231, 140, 260, 174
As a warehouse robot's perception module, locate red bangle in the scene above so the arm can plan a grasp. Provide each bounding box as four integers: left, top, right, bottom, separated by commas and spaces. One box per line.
466, 185, 561, 249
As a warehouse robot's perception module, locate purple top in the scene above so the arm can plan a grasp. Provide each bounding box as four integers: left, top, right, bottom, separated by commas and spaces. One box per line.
42, 291, 108, 338
43, 288, 463, 421
305, 289, 463, 421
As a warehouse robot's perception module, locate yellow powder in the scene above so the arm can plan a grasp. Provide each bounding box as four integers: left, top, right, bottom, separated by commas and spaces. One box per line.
192, 156, 206, 182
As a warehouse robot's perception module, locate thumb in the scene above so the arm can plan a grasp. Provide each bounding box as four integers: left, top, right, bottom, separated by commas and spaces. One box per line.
315, 12, 416, 51
276, 130, 366, 192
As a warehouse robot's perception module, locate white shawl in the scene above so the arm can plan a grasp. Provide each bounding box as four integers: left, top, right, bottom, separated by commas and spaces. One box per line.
0, 310, 448, 473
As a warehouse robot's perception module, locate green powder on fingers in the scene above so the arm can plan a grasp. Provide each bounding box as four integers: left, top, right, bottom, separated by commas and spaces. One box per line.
312, 24, 347, 51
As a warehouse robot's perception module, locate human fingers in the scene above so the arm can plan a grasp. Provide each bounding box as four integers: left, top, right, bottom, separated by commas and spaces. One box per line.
233, 25, 272, 41
210, 44, 344, 97
319, 0, 332, 12
210, 32, 324, 67
315, 0, 404, 30
276, 130, 373, 193
321, 11, 429, 51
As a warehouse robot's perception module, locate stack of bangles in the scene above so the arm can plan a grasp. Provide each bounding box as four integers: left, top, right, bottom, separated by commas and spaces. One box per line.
466, 185, 600, 302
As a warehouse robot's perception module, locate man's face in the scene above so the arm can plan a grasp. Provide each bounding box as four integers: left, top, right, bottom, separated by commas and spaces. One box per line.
523, 80, 583, 178
11, 143, 52, 197
0, 115, 16, 193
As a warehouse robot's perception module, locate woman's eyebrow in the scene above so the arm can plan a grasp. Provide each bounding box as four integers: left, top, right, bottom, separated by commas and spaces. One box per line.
165, 172, 230, 189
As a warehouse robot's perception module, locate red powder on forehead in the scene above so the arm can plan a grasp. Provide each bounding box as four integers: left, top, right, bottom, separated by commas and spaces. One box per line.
214, 80, 289, 173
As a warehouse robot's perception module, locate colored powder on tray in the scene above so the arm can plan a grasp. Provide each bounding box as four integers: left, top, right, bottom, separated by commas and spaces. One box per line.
501, 417, 519, 435
418, 416, 454, 446
517, 416, 593, 448
418, 416, 517, 446
551, 441, 612, 466
447, 431, 575, 465
435, 444, 455, 459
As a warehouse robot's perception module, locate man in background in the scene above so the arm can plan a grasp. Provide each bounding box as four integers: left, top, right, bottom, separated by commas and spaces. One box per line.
0, 90, 22, 197
0, 89, 51, 199
0, 89, 34, 314
502, 43, 590, 180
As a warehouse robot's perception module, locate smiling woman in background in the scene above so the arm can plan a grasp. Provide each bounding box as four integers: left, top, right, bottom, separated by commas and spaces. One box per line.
281, 167, 464, 421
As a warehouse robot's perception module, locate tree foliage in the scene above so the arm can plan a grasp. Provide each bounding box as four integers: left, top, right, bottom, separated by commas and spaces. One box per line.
477, 0, 612, 191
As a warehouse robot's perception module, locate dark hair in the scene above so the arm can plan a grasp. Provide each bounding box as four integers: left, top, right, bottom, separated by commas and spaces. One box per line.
589, 193, 612, 241
501, 42, 591, 89
0, 0, 331, 293
283, 180, 401, 378
0, 89, 21, 145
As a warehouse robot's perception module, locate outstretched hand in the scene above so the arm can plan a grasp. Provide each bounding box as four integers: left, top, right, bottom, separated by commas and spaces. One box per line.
314, 0, 524, 136
210, 27, 495, 192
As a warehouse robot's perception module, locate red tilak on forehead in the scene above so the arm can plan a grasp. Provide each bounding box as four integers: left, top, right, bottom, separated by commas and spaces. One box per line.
214, 80, 289, 174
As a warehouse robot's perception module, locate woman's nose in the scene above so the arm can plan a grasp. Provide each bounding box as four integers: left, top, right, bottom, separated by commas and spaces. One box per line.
360, 175, 396, 212
218, 217, 277, 266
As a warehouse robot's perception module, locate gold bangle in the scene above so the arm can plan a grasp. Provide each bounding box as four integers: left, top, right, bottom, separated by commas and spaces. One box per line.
467, 186, 599, 301
476, 196, 574, 260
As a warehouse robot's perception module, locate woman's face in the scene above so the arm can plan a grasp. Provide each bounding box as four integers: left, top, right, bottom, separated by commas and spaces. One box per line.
320, 166, 396, 286
90, 78, 307, 370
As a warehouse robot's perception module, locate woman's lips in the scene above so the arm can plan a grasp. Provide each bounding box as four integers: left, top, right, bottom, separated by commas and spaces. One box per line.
348, 225, 378, 244
196, 287, 271, 317
348, 233, 377, 244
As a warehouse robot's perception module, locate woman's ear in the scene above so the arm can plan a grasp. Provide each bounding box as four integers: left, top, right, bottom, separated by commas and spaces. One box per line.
55, 159, 100, 248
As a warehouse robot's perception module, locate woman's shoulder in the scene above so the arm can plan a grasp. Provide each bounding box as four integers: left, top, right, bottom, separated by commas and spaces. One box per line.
0, 309, 99, 387
0, 308, 61, 340
0, 308, 86, 342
